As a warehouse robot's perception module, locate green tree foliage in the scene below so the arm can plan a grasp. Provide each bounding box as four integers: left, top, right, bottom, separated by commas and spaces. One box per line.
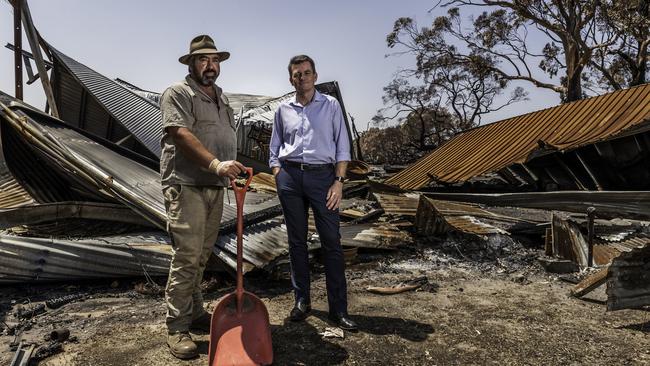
589, 0, 650, 90
361, 106, 461, 164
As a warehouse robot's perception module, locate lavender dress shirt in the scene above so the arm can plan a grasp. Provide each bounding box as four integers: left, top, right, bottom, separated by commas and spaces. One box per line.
269, 90, 351, 168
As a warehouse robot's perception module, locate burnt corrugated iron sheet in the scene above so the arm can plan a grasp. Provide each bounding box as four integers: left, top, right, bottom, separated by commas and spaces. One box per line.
424, 191, 650, 221
49, 46, 162, 158
0, 101, 285, 270
415, 196, 549, 237
552, 212, 650, 267
373, 193, 420, 217
594, 232, 650, 267
114, 78, 274, 115
386, 84, 650, 189
416, 196, 508, 236
215, 219, 287, 272
0, 202, 154, 229
606, 241, 650, 311
250, 173, 277, 194
0, 233, 171, 283
339, 222, 411, 249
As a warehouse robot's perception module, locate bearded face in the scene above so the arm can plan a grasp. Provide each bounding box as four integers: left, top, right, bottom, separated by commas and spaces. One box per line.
189, 54, 220, 86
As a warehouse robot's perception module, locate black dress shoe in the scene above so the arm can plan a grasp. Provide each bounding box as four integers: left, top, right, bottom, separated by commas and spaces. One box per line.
328, 313, 358, 331
289, 300, 311, 321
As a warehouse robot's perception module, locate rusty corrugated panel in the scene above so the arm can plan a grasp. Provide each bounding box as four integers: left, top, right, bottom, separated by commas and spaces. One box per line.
551, 214, 589, 266
607, 242, 650, 311
373, 193, 420, 217
552, 212, 650, 267
386, 84, 650, 189
416, 196, 523, 236
339, 222, 411, 249
594, 232, 650, 266
250, 173, 276, 194
424, 191, 650, 221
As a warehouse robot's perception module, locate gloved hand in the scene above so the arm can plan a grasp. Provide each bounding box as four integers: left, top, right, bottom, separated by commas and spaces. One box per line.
208, 158, 246, 180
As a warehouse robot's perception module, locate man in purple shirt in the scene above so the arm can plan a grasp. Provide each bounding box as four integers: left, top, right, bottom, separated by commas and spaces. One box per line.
269, 55, 357, 331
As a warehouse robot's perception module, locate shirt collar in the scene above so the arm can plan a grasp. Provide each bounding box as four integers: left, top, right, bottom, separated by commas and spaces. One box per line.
290, 89, 324, 107
185, 75, 222, 99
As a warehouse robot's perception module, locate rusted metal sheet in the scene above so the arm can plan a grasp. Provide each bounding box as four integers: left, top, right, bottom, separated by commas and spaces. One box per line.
423, 191, 650, 221
339, 222, 411, 249
373, 193, 420, 217
607, 243, 650, 311
386, 84, 650, 190
416, 196, 511, 237
552, 212, 650, 268
250, 173, 276, 194
551, 214, 589, 267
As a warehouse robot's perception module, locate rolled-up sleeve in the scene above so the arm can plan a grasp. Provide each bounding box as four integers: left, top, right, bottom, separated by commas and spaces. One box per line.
161, 86, 195, 130
269, 108, 283, 168
332, 100, 351, 162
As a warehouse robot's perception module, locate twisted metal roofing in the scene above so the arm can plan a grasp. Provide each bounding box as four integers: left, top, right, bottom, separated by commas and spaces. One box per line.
0, 233, 171, 283
49, 46, 163, 157
386, 84, 650, 190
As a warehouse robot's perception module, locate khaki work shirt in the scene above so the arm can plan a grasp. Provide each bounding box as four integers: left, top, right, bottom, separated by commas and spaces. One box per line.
160, 75, 237, 186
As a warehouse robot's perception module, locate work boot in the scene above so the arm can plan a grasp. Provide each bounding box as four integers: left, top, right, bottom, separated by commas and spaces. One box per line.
167, 331, 198, 359
190, 312, 212, 333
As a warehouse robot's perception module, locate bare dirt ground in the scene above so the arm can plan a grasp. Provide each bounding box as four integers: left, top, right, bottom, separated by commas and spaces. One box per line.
2, 236, 650, 366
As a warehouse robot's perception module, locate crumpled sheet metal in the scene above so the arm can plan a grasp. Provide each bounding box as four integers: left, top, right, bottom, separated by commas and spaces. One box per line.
0, 102, 284, 271
339, 222, 411, 249
386, 83, 650, 189
607, 242, 650, 311
215, 219, 287, 272
0, 161, 34, 208
373, 193, 420, 217
414, 196, 538, 237
0, 233, 171, 283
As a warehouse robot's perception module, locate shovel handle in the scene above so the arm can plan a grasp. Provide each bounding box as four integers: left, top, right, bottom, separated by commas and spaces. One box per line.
230, 167, 252, 312
230, 167, 253, 204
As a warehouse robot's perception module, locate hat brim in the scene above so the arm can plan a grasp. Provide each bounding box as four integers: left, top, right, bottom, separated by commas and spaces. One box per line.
179, 49, 230, 65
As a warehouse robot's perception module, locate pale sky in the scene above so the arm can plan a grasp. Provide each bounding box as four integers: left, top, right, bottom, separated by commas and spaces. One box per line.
0, 0, 560, 130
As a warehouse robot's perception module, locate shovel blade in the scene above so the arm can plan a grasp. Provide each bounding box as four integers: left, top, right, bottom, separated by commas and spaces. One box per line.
209, 291, 273, 366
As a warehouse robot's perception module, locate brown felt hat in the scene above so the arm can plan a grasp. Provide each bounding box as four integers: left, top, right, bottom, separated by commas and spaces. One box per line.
178, 35, 230, 65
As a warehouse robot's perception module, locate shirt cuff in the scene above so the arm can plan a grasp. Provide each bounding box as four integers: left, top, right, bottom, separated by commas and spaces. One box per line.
335, 153, 351, 162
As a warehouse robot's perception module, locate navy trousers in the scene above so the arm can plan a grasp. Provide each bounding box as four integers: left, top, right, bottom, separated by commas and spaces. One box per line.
276, 164, 348, 315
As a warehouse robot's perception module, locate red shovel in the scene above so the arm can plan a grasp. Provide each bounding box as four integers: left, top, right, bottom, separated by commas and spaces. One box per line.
209, 167, 273, 366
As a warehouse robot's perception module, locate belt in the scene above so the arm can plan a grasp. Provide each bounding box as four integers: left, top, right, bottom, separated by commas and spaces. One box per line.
283, 160, 334, 171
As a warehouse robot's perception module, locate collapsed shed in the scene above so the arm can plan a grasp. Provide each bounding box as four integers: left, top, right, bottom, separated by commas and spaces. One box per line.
386, 84, 650, 192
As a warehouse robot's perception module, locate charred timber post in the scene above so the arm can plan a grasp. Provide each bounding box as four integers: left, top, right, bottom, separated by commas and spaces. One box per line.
587, 207, 596, 267
19, 0, 59, 118
13, 0, 22, 100
575, 151, 603, 191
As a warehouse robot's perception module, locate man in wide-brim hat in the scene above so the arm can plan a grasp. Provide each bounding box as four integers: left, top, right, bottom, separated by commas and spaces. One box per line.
160, 34, 245, 360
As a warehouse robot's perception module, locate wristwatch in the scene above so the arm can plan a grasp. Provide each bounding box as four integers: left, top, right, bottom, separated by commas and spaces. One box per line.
335, 176, 346, 182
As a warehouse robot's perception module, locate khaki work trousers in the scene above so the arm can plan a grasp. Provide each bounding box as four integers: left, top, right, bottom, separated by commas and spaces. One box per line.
163, 184, 224, 333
